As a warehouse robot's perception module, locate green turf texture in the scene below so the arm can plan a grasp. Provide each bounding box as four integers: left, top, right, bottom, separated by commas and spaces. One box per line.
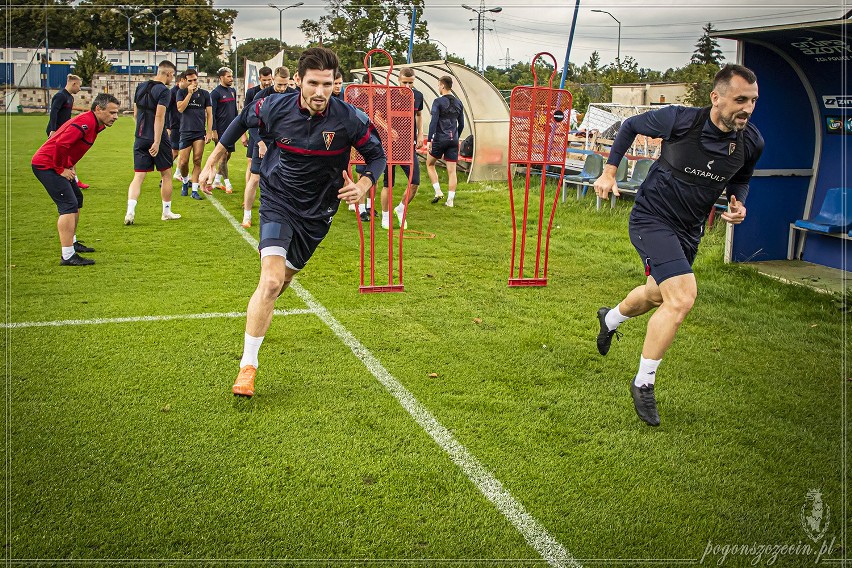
2, 115, 847, 564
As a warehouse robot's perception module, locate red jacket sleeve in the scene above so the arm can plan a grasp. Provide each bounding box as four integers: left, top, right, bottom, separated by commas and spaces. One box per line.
51, 123, 84, 173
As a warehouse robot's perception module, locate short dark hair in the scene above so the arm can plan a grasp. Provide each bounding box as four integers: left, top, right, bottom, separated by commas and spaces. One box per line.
274, 66, 290, 79
259, 66, 273, 77
298, 47, 339, 80
158, 60, 176, 72
184, 68, 198, 78
439, 75, 453, 91
217, 67, 232, 77
400, 67, 415, 78
334, 69, 342, 80
177, 70, 187, 80
713, 64, 757, 90
91, 93, 120, 110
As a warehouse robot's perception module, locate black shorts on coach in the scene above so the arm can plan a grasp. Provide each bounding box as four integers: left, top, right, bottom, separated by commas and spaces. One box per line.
133, 137, 173, 172
33, 165, 83, 214
628, 211, 698, 284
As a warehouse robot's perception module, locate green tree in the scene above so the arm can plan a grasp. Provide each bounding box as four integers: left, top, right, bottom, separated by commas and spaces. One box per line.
0, 0, 76, 49
298, 0, 427, 79
410, 41, 441, 63
72, 43, 111, 85
669, 62, 719, 106
691, 23, 724, 66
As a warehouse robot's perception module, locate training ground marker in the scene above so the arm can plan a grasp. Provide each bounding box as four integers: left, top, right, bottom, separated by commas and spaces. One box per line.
205, 193, 580, 568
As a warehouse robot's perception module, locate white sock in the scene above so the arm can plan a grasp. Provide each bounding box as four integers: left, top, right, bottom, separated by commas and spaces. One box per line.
358, 204, 367, 214
183, 176, 190, 183
213, 174, 222, 185
73, 234, 77, 243
243, 209, 252, 221
605, 304, 630, 331
61, 246, 75, 260
366, 198, 372, 209
126, 199, 137, 215
162, 201, 171, 213
382, 211, 390, 225
225, 179, 232, 189
239, 333, 265, 368
634, 356, 661, 387
192, 182, 199, 192
432, 182, 441, 194
447, 191, 455, 202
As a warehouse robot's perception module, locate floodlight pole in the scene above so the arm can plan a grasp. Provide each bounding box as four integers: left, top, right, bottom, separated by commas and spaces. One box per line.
152, 10, 170, 66
268, 1, 304, 53
462, 2, 502, 73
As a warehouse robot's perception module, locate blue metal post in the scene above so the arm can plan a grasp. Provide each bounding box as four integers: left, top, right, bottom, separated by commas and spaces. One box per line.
560, 0, 581, 89
408, 7, 417, 63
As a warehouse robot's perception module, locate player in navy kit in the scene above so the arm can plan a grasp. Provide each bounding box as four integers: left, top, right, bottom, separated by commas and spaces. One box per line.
199, 48, 386, 398
425, 75, 464, 207
243, 66, 274, 192
240, 66, 293, 228
210, 66, 239, 193
168, 71, 188, 178
176, 69, 212, 199
593, 64, 764, 426
123, 60, 181, 225
47, 74, 89, 189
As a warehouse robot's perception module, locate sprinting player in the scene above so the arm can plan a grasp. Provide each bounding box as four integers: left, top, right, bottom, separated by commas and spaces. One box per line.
381, 66, 424, 229
47, 74, 88, 189
243, 66, 274, 189
32, 93, 120, 265
198, 47, 386, 398
169, 71, 189, 178
331, 69, 343, 99
425, 75, 464, 207
593, 64, 764, 426
240, 66, 293, 228
176, 69, 213, 200
210, 66, 239, 193
124, 60, 181, 225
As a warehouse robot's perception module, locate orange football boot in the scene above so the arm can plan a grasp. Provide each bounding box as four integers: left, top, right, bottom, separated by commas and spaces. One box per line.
233, 365, 257, 397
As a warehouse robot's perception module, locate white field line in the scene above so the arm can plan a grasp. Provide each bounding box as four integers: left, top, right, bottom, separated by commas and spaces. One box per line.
2, 309, 315, 329
206, 193, 579, 568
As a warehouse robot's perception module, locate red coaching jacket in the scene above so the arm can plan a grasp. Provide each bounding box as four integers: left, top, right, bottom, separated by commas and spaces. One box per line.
32, 110, 105, 174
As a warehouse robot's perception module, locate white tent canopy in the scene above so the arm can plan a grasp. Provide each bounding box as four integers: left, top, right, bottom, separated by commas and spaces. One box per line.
349, 61, 510, 183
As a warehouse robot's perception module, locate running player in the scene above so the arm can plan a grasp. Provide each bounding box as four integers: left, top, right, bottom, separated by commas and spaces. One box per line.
124, 60, 181, 225
176, 68, 212, 200
198, 47, 386, 398
426, 75, 464, 207
210, 66, 239, 193
593, 64, 764, 426
32, 93, 120, 264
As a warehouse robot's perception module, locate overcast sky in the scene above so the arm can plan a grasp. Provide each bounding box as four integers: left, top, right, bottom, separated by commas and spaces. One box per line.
222, 1, 846, 72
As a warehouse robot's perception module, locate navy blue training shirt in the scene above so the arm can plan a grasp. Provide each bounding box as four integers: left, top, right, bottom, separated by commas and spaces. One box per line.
134, 80, 171, 140
428, 94, 464, 142
219, 92, 387, 222
608, 105, 764, 239
47, 89, 74, 135
210, 84, 238, 134
177, 88, 211, 135
168, 85, 182, 131
412, 88, 424, 141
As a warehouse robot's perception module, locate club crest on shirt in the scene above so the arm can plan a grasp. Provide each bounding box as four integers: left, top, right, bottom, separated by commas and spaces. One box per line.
729, 142, 736, 155
322, 131, 335, 150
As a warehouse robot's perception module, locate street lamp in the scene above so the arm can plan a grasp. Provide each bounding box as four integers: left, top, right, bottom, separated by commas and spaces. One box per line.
111, 7, 151, 109
152, 9, 170, 66
461, 3, 501, 73
268, 2, 304, 53
232, 36, 255, 79
355, 49, 373, 69
591, 9, 621, 67
433, 39, 448, 60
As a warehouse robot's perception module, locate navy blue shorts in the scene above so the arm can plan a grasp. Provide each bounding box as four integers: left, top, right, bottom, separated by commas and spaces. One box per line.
169, 128, 180, 149
429, 139, 458, 162
33, 165, 83, 214
179, 133, 205, 150
384, 158, 420, 187
250, 142, 263, 175
628, 212, 698, 284
219, 139, 235, 153
246, 136, 257, 159
133, 137, 173, 172
258, 204, 333, 271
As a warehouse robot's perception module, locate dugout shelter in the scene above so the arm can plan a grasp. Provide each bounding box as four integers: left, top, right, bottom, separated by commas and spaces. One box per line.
350, 60, 510, 183
712, 18, 850, 272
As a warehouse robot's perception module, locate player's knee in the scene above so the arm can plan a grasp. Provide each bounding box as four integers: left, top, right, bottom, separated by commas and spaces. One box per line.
259, 272, 287, 299
665, 289, 696, 317
276, 278, 293, 297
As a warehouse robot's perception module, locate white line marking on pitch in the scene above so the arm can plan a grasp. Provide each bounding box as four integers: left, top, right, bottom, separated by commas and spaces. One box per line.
206, 194, 579, 568
2, 309, 315, 329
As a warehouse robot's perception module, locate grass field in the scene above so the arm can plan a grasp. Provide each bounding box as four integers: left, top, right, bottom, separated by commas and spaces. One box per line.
2, 114, 848, 566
